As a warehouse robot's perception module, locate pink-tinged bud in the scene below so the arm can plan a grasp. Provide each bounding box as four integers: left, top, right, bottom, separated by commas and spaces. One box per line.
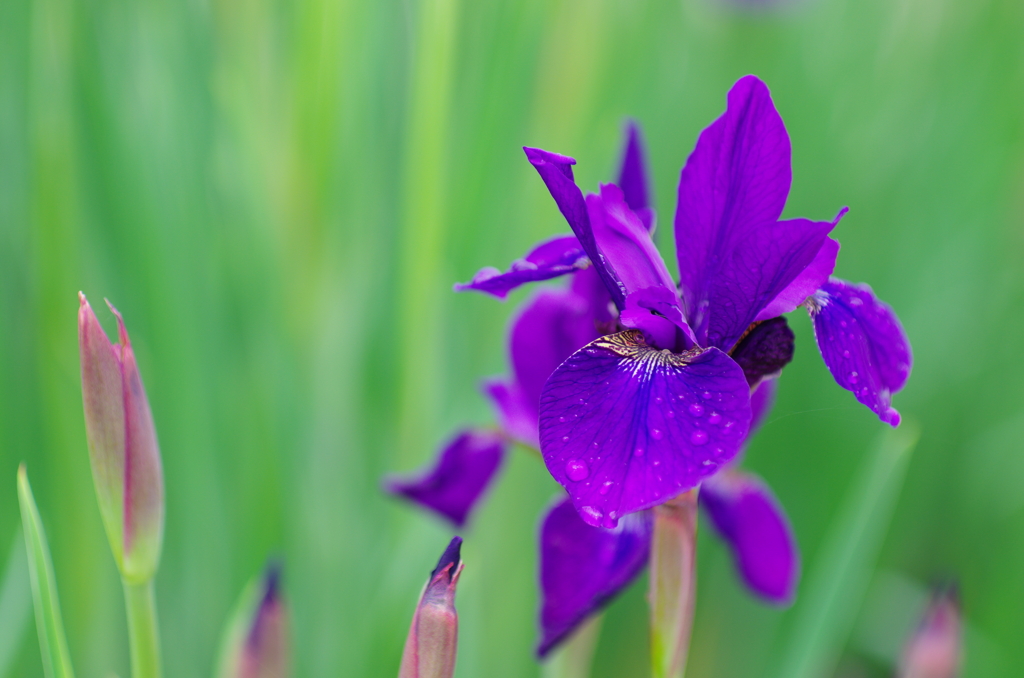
217, 563, 289, 678
398, 537, 464, 678
898, 586, 962, 678
78, 293, 164, 583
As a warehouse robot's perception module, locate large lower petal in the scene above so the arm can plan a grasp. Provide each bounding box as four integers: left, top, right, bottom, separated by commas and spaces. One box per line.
385, 430, 506, 527
454, 235, 588, 299
537, 496, 652, 657
701, 470, 799, 604
809, 278, 912, 427
539, 330, 752, 527
524, 148, 627, 309
616, 122, 654, 231
674, 75, 791, 339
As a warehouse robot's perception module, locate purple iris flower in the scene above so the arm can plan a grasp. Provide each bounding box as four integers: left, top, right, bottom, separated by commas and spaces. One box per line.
458, 75, 910, 530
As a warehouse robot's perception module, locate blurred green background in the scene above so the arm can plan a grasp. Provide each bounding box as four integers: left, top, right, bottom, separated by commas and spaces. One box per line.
1, 0, 1022, 675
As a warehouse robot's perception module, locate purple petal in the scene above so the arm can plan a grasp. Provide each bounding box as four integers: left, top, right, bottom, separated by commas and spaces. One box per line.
510, 288, 604, 415
454, 235, 588, 299
749, 377, 777, 435
620, 286, 695, 351
707, 214, 838, 351
537, 496, 652, 657
755, 236, 841, 322
809, 278, 912, 427
385, 430, 506, 527
482, 379, 538, 448
570, 266, 616, 330
586, 184, 678, 298
674, 75, 792, 342
539, 330, 752, 527
729, 316, 795, 387
617, 122, 654, 231
701, 470, 799, 604
524, 147, 627, 309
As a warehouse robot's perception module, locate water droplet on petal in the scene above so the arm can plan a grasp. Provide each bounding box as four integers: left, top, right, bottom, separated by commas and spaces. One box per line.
559, 416, 566, 423
848, 371, 859, 384
650, 428, 664, 440
667, 410, 675, 419
721, 421, 736, 436
603, 514, 619, 529
562, 436, 570, 442
701, 391, 712, 400
842, 350, 850, 358
708, 412, 722, 425
688, 403, 705, 417
599, 481, 614, 495
580, 506, 603, 523
634, 447, 645, 457
565, 459, 589, 482
840, 320, 848, 328
654, 396, 663, 405
690, 430, 709, 446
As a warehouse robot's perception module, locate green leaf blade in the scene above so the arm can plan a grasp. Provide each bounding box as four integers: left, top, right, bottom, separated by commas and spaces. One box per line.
17, 465, 75, 678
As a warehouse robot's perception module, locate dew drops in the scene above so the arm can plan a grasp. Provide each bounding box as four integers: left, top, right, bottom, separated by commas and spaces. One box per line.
840, 320, 848, 328
654, 396, 663, 405
708, 411, 722, 425
842, 350, 850, 358
701, 391, 713, 400
581, 506, 603, 523
848, 371, 859, 384
721, 420, 736, 436
558, 416, 566, 423
667, 410, 675, 419
603, 514, 619, 529
565, 459, 589, 482
562, 436, 569, 442
634, 446, 645, 457
599, 481, 614, 496
650, 428, 664, 440
690, 430, 709, 446
688, 403, 705, 417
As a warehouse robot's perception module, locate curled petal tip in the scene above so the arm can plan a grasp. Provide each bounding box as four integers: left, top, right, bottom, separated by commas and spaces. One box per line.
431, 537, 463, 583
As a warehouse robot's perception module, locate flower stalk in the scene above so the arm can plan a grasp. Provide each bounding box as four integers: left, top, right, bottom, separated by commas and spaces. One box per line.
123, 580, 162, 678
648, 489, 698, 678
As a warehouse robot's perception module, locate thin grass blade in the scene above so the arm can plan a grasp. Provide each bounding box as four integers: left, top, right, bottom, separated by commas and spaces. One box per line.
772, 424, 919, 678
17, 465, 75, 678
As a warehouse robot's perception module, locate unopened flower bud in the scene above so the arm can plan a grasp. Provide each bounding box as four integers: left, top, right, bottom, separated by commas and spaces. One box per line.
898, 585, 962, 678
398, 537, 464, 678
79, 293, 164, 583
217, 563, 289, 678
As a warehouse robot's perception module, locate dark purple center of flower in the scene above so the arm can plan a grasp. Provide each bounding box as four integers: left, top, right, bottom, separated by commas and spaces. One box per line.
729, 317, 795, 386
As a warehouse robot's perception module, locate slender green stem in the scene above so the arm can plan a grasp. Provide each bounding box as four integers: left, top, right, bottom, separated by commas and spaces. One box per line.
542, 614, 603, 678
123, 579, 162, 678
649, 489, 698, 678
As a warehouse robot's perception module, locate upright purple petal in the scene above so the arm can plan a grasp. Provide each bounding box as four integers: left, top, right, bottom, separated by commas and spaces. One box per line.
537, 497, 652, 657
707, 215, 838, 351
701, 470, 799, 604
729, 316, 795, 387
570, 265, 616, 330
617, 122, 654, 231
525, 147, 627, 309
586, 184, 678, 298
385, 430, 506, 527
674, 75, 792, 342
755, 236, 841, 322
539, 330, 751, 527
809, 278, 911, 427
454, 235, 588, 299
